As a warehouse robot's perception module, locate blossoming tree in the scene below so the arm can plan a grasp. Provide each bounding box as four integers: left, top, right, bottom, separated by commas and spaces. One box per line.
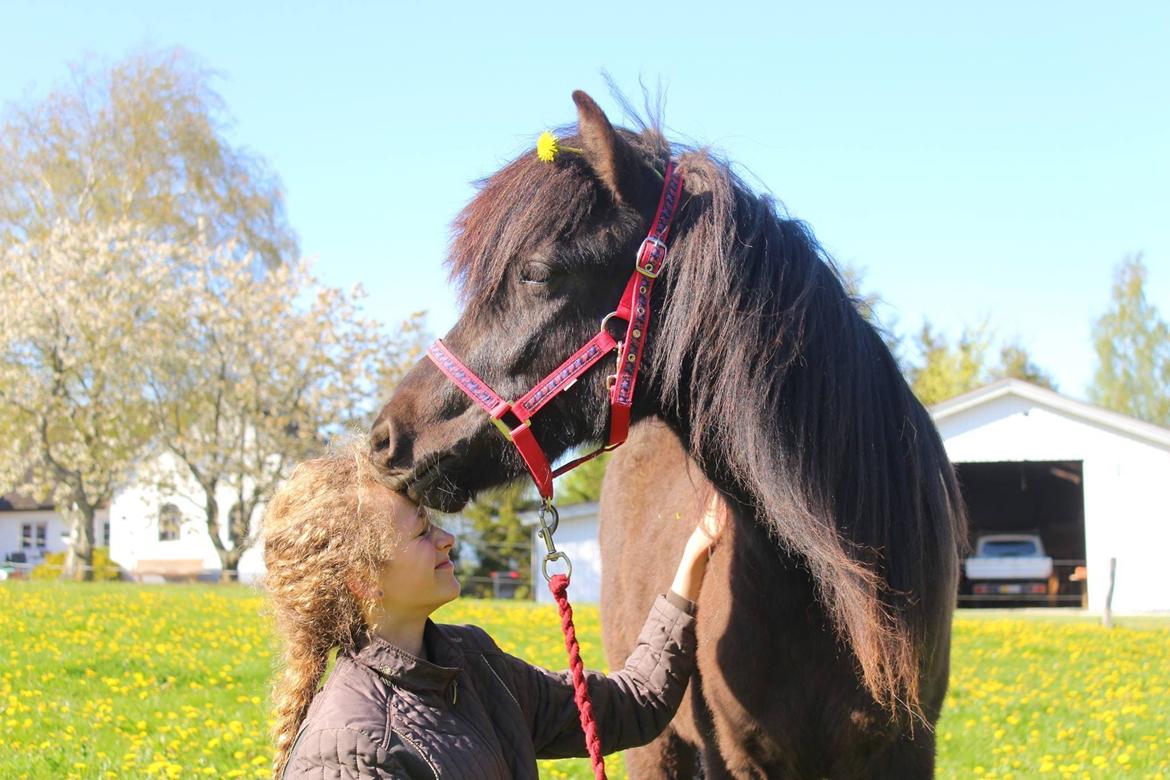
1, 219, 425, 578
140, 246, 425, 578
0, 221, 178, 577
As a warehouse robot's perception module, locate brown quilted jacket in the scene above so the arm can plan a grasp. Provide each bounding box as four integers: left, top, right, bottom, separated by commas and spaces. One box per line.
282, 593, 697, 779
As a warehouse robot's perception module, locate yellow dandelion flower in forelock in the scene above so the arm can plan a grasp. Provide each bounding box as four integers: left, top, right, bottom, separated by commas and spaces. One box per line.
536, 131, 559, 162
536, 131, 582, 163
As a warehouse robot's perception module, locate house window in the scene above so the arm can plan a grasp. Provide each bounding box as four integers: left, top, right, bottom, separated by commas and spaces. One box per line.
19, 523, 47, 550
158, 504, 183, 542
102, 520, 111, 547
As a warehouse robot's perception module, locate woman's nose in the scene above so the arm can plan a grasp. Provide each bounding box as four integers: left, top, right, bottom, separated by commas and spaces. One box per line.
436, 527, 455, 552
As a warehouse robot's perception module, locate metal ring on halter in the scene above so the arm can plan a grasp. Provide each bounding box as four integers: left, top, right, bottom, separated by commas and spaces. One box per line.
542, 550, 573, 582
599, 310, 626, 336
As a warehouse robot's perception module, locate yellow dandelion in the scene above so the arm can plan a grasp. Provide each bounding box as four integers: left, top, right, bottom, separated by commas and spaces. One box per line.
535, 131, 581, 163
536, 131, 559, 162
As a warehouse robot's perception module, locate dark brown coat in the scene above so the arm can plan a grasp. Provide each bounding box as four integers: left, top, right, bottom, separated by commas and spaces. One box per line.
282, 593, 697, 779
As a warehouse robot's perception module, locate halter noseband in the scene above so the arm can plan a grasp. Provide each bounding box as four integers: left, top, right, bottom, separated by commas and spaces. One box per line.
426, 160, 684, 501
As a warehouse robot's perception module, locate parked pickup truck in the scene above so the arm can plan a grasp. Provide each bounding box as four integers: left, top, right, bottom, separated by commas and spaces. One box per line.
964, 533, 1054, 597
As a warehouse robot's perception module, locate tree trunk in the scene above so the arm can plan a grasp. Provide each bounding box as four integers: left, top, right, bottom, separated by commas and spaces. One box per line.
220, 551, 242, 583
202, 485, 244, 582
66, 505, 96, 582
202, 486, 229, 580
199, 478, 256, 583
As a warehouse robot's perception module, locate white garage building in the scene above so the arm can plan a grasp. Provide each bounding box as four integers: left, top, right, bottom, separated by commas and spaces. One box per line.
533, 379, 1170, 613
934, 378, 1169, 613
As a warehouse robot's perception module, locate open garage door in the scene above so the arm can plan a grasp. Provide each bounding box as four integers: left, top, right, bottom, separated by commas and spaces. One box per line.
956, 460, 1086, 608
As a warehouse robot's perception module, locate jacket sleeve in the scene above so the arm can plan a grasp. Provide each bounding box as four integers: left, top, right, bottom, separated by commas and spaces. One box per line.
282, 726, 414, 779
504, 592, 698, 759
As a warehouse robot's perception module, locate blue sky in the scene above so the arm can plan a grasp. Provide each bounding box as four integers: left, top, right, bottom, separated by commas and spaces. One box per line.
3, 0, 1167, 399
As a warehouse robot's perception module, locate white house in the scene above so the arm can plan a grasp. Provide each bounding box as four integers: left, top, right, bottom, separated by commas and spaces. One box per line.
530, 380, 1170, 613
1, 490, 109, 570
107, 449, 266, 582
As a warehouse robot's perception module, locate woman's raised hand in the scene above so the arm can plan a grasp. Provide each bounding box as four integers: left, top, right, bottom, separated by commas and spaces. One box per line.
680, 490, 728, 568
671, 491, 729, 603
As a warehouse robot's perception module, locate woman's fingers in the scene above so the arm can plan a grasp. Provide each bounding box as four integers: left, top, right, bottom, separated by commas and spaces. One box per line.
695, 492, 727, 544
705, 491, 720, 514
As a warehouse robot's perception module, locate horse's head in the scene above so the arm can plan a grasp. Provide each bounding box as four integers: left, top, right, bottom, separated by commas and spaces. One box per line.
371, 92, 672, 510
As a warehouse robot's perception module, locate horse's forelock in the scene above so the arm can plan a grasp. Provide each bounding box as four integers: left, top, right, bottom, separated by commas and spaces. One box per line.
657, 150, 965, 720
447, 128, 672, 310
446, 154, 590, 307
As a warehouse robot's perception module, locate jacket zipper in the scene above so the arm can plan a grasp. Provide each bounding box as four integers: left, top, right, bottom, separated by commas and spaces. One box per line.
444, 675, 510, 776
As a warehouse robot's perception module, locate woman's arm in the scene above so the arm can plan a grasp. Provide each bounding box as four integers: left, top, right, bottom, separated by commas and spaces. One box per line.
506, 493, 727, 759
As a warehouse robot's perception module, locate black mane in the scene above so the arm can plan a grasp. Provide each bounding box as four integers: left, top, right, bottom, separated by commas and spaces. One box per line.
657, 146, 965, 715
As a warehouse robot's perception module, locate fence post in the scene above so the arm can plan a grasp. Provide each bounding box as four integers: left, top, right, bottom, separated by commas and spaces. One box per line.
1102, 557, 1117, 629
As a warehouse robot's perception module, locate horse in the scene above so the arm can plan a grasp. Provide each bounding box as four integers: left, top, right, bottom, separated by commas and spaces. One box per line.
370, 90, 966, 778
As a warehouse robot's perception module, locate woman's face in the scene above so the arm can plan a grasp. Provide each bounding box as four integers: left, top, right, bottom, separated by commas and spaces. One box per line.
370, 486, 461, 619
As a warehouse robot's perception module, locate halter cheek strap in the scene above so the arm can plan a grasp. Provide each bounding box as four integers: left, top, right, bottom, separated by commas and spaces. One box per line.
607, 165, 683, 446
426, 160, 684, 500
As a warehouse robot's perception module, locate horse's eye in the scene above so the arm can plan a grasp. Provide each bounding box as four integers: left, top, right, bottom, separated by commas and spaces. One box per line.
520, 262, 553, 285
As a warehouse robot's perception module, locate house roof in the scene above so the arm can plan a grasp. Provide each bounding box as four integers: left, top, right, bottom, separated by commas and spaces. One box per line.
0, 491, 55, 512
930, 378, 1170, 450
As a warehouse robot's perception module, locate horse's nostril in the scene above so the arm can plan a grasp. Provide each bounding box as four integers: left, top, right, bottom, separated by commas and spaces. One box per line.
371, 428, 391, 453
370, 418, 414, 471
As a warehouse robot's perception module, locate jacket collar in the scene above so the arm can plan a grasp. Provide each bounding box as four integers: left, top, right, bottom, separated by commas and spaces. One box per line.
350, 620, 462, 695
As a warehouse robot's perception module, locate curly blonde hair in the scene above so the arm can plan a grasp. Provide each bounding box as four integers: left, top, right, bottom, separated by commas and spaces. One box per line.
263, 437, 403, 779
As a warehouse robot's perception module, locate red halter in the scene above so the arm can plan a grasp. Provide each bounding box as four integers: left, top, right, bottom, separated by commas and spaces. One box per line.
426, 161, 684, 500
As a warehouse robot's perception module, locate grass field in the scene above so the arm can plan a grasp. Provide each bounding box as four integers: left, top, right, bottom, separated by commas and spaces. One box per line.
0, 583, 1166, 779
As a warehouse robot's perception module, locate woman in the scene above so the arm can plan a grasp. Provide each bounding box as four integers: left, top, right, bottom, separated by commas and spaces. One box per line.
263, 439, 724, 779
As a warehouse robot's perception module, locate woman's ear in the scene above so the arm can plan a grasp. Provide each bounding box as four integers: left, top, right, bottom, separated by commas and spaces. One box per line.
346, 578, 383, 601
572, 90, 659, 213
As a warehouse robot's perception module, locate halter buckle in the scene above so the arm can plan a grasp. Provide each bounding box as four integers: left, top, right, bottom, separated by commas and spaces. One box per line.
635, 236, 667, 278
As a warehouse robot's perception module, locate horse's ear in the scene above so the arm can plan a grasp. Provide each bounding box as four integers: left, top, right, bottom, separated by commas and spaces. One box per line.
572, 90, 653, 208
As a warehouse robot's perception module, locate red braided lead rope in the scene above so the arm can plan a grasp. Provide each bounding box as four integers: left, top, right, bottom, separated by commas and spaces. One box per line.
548, 573, 607, 780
